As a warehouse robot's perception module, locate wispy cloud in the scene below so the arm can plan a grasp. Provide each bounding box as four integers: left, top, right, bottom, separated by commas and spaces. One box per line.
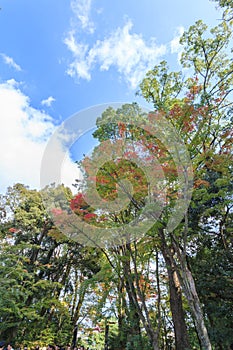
1, 53, 22, 71
41, 96, 56, 107
0, 79, 80, 194
71, 0, 95, 34
170, 26, 184, 63
64, 20, 167, 89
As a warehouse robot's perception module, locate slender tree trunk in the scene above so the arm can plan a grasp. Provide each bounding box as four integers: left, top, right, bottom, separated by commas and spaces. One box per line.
122, 244, 160, 350
159, 227, 212, 350
155, 250, 162, 336
124, 266, 143, 349
72, 271, 86, 325
172, 238, 212, 349
181, 267, 212, 350
2, 326, 18, 343
169, 269, 191, 349
117, 278, 127, 350
160, 234, 191, 349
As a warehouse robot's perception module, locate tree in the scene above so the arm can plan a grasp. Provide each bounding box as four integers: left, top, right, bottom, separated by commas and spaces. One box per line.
212, 0, 233, 21
0, 184, 103, 347
139, 13, 233, 350
72, 102, 192, 349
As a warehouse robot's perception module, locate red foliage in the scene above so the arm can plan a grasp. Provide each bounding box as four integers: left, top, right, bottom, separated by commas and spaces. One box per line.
70, 193, 87, 210
93, 326, 101, 332
118, 122, 126, 137
96, 177, 110, 185
51, 208, 63, 216
84, 213, 97, 221
9, 227, 18, 233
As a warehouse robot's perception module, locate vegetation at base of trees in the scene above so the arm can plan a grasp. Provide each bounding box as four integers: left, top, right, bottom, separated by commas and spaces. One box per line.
0, 1, 233, 349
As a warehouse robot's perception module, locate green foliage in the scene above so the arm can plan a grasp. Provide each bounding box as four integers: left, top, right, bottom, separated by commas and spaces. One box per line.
139, 9, 233, 349
139, 60, 183, 112
212, 0, 233, 21
0, 184, 104, 347
1, 4, 233, 349
191, 235, 233, 348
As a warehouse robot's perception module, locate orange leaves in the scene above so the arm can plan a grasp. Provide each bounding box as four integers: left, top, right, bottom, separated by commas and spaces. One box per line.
9, 227, 19, 233
161, 161, 177, 177
118, 122, 126, 137
169, 102, 197, 133
169, 104, 183, 119
220, 129, 233, 154
194, 179, 210, 188
136, 274, 156, 301
185, 77, 203, 101
189, 83, 202, 97
123, 150, 138, 159
182, 119, 195, 133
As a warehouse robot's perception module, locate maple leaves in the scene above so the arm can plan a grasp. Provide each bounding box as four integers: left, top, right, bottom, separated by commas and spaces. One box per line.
70, 193, 88, 211
67, 103, 194, 238
70, 193, 97, 222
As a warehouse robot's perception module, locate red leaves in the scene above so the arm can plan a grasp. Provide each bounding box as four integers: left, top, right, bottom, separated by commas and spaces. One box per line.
70, 193, 87, 211
123, 150, 138, 159
93, 325, 101, 333
9, 227, 19, 233
169, 104, 183, 119
70, 193, 98, 223
84, 213, 97, 221
118, 122, 126, 137
51, 208, 63, 216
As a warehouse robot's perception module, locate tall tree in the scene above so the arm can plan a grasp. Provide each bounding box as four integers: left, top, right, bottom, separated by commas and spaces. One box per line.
139, 14, 233, 349
0, 184, 103, 346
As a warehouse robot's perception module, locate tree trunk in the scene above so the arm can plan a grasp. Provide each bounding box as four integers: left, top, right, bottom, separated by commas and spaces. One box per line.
160, 234, 191, 349
166, 262, 191, 349
181, 267, 212, 350
170, 269, 191, 349
160, 228, 212, 350
117, 278, 127, 350
125, 271, 143, 349
121, 244, 160, 350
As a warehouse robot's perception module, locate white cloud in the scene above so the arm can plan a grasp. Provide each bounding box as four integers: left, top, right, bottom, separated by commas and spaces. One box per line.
1, 53, 22, 71
64, 33, 91, 80
170, 26, 184, 62
71, 0, 95, 34
0, 80, 80, 194
65, 20, 167, 89
41, 96, 56, 107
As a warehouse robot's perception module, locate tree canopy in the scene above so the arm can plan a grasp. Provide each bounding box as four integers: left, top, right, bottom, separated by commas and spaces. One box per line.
1, 2, 233, 349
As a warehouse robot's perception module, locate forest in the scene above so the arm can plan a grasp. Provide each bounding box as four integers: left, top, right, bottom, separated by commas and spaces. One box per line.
0, 1, 233, 349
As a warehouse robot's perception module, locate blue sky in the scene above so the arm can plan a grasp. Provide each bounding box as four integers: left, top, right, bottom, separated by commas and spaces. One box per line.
0, 0, 221, 194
